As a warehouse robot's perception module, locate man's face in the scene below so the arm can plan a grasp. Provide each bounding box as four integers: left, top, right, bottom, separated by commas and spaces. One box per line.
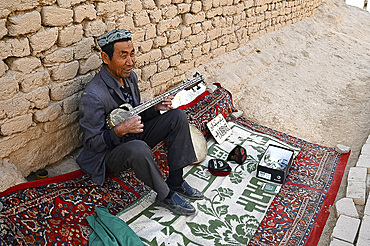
102, 40, 135, 82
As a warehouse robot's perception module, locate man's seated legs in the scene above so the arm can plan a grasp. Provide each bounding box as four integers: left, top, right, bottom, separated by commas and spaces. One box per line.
139, 109, 204, 200
105, 140, 196, 215
106, 140, 169, 200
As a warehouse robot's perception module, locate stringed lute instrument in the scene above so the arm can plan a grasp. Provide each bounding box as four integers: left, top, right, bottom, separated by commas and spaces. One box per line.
106, 72, 205, 129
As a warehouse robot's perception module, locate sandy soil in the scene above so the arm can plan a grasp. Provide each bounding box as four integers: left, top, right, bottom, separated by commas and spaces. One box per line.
189, 0, 370, 244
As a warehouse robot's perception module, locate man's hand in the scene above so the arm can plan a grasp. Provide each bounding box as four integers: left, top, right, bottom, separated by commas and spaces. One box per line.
154, 86, 174, 112
114, 115, 143, 138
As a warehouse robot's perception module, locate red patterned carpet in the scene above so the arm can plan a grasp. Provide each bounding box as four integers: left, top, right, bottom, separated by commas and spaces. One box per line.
235, 116, 349, 246
0, 86, 348, 245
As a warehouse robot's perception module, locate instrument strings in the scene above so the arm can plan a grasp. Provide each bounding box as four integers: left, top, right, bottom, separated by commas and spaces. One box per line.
132, 76, 202, 115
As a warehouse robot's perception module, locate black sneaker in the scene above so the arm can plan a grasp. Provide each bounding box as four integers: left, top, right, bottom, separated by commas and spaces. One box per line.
155, 192, 196, 216
169, 181, 204, 200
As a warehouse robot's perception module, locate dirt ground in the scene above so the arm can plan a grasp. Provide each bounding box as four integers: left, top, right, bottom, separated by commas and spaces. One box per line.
190, 0, 370, 244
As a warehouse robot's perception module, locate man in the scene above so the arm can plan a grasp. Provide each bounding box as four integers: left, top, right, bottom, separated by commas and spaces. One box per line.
76, 29, 203, 216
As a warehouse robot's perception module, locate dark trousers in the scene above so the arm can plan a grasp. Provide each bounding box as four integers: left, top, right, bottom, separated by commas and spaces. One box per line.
105, 109, 197, 200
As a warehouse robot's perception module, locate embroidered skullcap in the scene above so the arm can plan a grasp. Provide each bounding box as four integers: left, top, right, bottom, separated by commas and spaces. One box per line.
97, 30, 132, 48
227, 145, 247, 165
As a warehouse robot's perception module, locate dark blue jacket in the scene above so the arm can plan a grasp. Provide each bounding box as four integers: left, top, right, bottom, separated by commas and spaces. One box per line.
76, 66, 158, 185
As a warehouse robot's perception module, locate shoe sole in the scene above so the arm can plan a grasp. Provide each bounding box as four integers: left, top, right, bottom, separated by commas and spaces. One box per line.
177, 192, 204, 200
155, 199, 196, 216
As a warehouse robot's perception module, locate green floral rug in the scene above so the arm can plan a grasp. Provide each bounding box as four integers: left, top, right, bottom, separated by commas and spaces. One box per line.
119, 122, 300, 245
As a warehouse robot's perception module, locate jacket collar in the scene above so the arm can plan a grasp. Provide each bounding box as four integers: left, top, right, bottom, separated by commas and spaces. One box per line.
100, 66, 127, 103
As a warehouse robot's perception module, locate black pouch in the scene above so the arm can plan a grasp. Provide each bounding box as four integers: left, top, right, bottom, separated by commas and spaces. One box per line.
208, 159, 232, 176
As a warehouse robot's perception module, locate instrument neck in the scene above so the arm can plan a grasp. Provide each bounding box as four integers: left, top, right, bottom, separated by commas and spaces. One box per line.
132, 77, 201, 115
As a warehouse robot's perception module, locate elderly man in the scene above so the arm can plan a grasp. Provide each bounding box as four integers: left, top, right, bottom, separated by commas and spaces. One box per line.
76, 30, 203, 216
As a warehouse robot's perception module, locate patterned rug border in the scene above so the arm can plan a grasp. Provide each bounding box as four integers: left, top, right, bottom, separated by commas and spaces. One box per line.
0, 169, 85, 197
305, 151, 349, 245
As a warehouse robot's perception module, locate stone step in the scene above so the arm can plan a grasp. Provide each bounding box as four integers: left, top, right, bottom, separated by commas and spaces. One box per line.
331, 215, 361, 244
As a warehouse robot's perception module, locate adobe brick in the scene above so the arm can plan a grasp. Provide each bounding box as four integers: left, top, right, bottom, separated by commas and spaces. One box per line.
127, 0, 143, 13
1, 113, 33, 136
73, 4, 96, 23
84, 19, 107, 37
181, 49, 192, 61
9, 123, 79, 177
41, 6, 73, 27
62, 93, 81, 114
51, 61, 79, 82
171, 16, 182, 29
0, 60, 7, 77
163, 5, 178, 18
96, 2, 125, 16
0, 37, 30, 59
26, 86, 50, 109
157, 59, 170, 72
148, 49, 162, 63
142, 0, 156, 9
29, 27, 58, 54
134, 11, 150, 27
0, 125, 42, 159
20, 68, 50, 93
8, 11, 41, 36
153, 35, 168, 48
50, 79, 83, 101
33, 102, 62, 123
191, 1, 202, 14
74, 37, 95, 60
167, 29, 181, 43
79, 53, 102, 75
0, 71, 21, 100
141, 64, 157, 81
150, 68, 175, 87
178, 3, 191, 14
138, 40, 153, 53
57, 0, 84, 8
7, 57, 41, 74
0, 94, 29, 120
117, 16, 135, 30
148, 9, 162, 23
169, 54, 181, 67
203, 0, 213, 11
192, 23, 203, 34
0, 19, 6, 39
0, 0, 39, 12
44, 47, 74, 64
155, 0, 171, 7
157, 19, 172, 35
58, 25, 83, 47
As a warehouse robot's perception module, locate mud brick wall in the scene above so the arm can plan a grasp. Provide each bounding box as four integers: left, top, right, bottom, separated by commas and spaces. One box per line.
0, 0, 322, 177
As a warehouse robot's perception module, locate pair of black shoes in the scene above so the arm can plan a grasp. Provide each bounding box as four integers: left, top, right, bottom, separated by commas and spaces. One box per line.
155, 181, 204, 216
